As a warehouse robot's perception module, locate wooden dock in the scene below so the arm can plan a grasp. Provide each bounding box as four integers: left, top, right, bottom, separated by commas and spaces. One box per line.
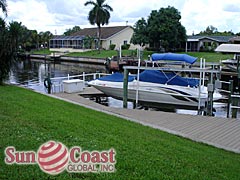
51, 87, 240, 154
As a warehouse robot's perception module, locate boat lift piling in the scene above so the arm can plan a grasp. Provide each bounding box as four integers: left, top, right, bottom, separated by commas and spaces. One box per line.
206, 65, 215, 116
135, 48, 142, 107
123, 65, 220, 113
123, 68, 129, 109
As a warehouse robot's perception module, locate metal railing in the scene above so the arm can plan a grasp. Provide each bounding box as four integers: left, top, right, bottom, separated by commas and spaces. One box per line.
50, 72, 109, 93
230, 94, 240, 118
216, 80, 233, 118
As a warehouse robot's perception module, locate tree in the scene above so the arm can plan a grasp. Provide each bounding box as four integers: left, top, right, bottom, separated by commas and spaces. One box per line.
8, 21, 24, 52
83, 35, 95, 49
0, 18, 17, 84
199, 25, 218, 35
84, 0, 113, 50
0, 0, 7, 16
64, 26, 81, 36
39, 31, 53, 48
198, 26, 234, 36
147, 6, 186, 51
131, 18, 149, 47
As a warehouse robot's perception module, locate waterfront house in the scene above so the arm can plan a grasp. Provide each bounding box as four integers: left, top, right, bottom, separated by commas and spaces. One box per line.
49, 26, 135, 52
186, 35, 237, 52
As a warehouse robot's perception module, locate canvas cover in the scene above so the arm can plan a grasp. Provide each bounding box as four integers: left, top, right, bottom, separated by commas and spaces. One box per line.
139, 70, 199, 87
151, 53, 198, 64
98, 71, 199, 87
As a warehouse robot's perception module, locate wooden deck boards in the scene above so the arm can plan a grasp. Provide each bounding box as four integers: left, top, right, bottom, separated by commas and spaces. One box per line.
51, 87, 240, 153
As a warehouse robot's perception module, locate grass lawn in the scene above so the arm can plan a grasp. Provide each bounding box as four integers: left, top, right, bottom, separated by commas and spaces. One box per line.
66, 50, 154, 60
185, 52, 233, 62
33, 49, 233, 63
1, 85, 240, 179
32, 49, 52, 55
65, 50, 233, 63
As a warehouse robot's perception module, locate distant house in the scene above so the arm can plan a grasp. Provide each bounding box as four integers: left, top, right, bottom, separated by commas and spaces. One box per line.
49, 26, 135, 52
186, 35, 237, 52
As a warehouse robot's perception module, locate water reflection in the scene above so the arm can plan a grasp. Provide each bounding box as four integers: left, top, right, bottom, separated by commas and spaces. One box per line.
9, 59, 106, 92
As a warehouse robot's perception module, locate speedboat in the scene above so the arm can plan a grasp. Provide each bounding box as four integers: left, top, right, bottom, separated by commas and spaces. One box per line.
88, 53, 222, 110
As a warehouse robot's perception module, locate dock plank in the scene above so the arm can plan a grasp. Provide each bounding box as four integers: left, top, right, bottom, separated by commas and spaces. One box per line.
52, 87, 240, 153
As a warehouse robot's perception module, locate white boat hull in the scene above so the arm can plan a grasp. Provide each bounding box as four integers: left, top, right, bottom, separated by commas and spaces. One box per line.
88, 80, 221, 110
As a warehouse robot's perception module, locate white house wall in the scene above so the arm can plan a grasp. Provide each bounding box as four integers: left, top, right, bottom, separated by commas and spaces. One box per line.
102, 27, 135, 50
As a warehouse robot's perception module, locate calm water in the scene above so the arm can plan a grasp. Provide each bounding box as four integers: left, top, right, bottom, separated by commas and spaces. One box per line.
7, 59, 235, 118
8, 59, 106, 92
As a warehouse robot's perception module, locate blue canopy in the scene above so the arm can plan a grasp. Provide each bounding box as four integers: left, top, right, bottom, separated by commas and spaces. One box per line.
151, 53, 197, 64
139, 70, 199, 87
98, 71, 199, 87
98, 72, 135, 82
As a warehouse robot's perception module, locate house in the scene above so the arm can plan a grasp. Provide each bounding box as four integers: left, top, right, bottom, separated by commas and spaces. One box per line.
49, 26, 135, 52
186, 35, 236, 52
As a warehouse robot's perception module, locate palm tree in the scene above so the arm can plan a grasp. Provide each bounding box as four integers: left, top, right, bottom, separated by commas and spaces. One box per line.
0, 0, 7, 16
84, 0, 113, 50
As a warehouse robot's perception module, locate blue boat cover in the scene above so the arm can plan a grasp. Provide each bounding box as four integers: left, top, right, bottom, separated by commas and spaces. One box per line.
98, 71, 199, 87
98, 72, 135, 82
139, 70, 199, 87
151, 53, 197, 64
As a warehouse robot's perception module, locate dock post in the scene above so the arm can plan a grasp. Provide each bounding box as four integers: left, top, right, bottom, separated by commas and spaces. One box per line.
83, 72, 85, 88
232, 95, 239, 118
123, 68, 129, 109
207, 65, 214, 116
227, 80, 233, 118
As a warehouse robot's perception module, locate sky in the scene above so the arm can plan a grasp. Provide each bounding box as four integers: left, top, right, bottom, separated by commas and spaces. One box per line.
2, 0, 240, 35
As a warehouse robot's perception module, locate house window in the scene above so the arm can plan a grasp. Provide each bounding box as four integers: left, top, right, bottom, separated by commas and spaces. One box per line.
110, 40, 112, 45
123, 40, 127, 45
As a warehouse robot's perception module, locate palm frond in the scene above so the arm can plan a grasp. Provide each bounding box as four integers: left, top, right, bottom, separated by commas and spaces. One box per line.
102, 4, 113, 11
0, 0, 8, 16
84, 0, 96, 6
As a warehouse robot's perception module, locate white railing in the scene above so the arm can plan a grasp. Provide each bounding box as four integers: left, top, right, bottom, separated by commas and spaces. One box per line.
50, 72, 109, 93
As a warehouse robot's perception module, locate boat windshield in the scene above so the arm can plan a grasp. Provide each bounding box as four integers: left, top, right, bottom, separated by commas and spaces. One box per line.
98, 72, 135, 82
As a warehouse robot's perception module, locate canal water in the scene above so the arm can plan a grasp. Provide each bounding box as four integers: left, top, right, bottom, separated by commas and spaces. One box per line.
7, 59, 233, 118
8, 59, 106, 92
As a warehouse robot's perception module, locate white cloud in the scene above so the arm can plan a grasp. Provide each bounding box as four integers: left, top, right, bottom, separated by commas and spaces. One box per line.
181, 0, 240, 34
7, 0, 57, 32
4, 0, 240, 35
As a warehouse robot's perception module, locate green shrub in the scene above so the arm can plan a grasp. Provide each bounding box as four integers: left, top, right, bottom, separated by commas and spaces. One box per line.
121, 44, 130, 50
109, 44, 116, 50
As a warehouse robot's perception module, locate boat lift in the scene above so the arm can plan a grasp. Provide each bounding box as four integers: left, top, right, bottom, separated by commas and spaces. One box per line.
123, 61, 221, 115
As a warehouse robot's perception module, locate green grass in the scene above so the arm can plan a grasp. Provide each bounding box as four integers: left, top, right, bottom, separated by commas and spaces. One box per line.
32, 49, 52, 55
66, 50, 154, 60
1, 85, 240, 179
185, 52, 233, 62
66, 50, 233, 62
33, 49, 233, 63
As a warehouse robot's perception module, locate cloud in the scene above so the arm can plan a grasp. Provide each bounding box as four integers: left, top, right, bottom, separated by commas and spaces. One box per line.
7, 0, 56, 31
181, 0, 240, 34
4, 0, 240, 35
223, 4, 240, 12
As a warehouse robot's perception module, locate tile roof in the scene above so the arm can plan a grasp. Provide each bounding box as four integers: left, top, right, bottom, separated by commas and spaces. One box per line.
72, 26, 131, 40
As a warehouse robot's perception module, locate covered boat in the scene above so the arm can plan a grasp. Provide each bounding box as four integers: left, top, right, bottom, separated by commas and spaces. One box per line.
88, 53, 222, 109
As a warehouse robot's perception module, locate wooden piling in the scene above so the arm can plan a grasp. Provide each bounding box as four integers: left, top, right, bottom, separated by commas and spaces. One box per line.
123, 69, 129, 108
227, 80, 233, 118
231, 95, 239, 118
